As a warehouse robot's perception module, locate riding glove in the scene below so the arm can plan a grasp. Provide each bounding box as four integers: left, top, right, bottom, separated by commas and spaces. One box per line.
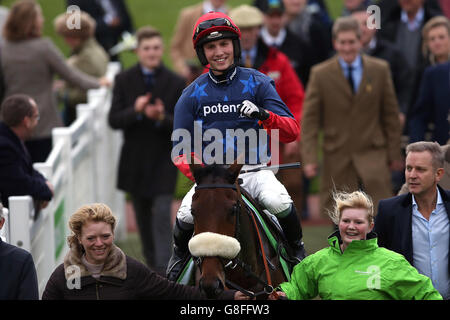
239, 100, 270, 121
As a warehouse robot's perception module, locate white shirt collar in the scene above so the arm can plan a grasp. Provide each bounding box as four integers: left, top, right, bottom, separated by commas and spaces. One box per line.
260, 27, 286, 48
412, 187, 443, 208
400, 7, 425, 31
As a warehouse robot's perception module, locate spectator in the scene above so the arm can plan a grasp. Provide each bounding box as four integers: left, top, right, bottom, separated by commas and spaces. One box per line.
398, 143, 450, 193
341, 0, 373, 16
421, 15, 450, 65
108, 26, 185, 276
42, 203, 246, 299
170, 0, 229, 84
0, 201, 39, 300
352, 10, 410, 128
375, 141, 450, 300
282, 0, 332, 66
408, 61, 450, 145
259, 0, 315, 85
229, 4, 305, 216
66, 0, 134, 62
378, 0, 441, 126
54, 11, 110, 126
273, 190, 442, 300
1, 0, 108, 163
169, 11, 305, 281
0, 94, 53, 210
301, 16, 403, 217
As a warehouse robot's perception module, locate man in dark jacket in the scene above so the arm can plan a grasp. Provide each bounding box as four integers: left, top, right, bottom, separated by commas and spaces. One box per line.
0, 203, 39, 300
108, 26, 186, 275
0, 94, 53, 209
375, 141, 450, 300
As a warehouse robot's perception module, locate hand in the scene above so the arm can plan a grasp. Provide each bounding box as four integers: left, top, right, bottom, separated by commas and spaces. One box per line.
134, 93, 151, 113
99, 76, 111, 87
268, 291, 286, 300
144, 98, 165, 120
304, 163, 318, 178
283, 141, 300, 158
239, 100, 269, 120
234, 291, 254, 300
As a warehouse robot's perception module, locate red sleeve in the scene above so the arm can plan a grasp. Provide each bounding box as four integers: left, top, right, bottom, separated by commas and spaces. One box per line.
172, 152, 203, 182
261, 111, 300, 143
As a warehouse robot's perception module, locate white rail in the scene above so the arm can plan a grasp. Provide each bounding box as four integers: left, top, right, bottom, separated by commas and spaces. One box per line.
7, 62, 125, 297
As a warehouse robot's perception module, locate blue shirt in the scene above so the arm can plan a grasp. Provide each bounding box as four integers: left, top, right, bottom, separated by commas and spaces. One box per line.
338, 55, 363, 93
412, 188, 450, 299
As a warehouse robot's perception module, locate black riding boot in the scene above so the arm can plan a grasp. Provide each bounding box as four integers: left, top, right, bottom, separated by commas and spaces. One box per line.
166, 218, 194, 281
277, 205, 306, 264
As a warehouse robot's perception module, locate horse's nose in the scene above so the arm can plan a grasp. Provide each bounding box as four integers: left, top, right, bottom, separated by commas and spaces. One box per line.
199, 277, 224, 299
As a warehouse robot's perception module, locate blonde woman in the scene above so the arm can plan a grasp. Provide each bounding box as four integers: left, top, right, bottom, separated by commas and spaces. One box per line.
273, 191, 442, 300
42, 203, 247, 300
422, 16, 450, 65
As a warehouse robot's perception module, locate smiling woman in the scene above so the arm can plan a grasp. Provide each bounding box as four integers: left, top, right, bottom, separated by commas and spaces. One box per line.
41, 203, 244, 300
273, 191, 443, 300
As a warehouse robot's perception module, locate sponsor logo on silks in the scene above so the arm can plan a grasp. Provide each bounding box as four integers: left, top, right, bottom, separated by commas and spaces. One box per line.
202, 102, 243, 117
355, 265, 381, 290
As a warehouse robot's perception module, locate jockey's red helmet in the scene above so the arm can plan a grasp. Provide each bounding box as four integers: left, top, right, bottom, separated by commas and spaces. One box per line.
192, 11, 241, 66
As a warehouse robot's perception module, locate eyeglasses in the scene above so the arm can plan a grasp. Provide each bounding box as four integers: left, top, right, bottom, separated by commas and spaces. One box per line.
194, 18, 235, 41
30, 113, 40, 121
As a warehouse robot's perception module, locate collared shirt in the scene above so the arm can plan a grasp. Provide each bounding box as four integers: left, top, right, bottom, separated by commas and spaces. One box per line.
203, 0, 227, 13
401, 7, 425, 32
260, 27, 286, 48
412, 188, 450, 299
338, 54, 363, 93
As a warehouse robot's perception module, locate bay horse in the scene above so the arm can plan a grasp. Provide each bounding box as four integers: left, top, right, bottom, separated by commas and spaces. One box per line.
186, 162, 294, 299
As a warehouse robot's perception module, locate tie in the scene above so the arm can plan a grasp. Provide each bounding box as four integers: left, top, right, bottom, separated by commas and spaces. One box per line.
144, 73, 154, 91
347, 64, 355, 93
245, 53, 252, 68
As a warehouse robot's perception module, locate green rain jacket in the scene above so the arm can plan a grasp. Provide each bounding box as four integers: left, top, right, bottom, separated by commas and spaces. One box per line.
280, 232, 442, 300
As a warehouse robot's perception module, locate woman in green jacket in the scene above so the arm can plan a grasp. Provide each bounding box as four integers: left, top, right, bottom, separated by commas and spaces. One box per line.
277, 191, 442, 300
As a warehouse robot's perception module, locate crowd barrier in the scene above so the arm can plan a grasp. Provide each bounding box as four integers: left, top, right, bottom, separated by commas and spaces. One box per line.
6, 62, 126, 297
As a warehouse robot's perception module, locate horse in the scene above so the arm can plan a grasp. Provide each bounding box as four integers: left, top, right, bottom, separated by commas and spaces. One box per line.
186, 162, 294, 299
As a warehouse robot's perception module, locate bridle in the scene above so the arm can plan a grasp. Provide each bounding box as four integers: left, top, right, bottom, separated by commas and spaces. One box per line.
193, 182, 279, 299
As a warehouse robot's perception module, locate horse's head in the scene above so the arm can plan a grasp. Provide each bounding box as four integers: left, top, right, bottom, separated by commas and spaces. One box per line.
188, 162, 243, 298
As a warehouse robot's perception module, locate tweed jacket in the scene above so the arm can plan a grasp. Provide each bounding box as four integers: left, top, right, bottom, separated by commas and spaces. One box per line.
301, 54, 402, 170
65, 37, 109, 108
1, 38, 99, 139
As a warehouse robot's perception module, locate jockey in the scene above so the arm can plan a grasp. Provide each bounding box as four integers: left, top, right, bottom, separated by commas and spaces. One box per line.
168, 11, 306, 281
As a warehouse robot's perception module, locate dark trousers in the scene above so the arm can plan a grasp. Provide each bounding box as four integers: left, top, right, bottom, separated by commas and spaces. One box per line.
131, 194, 172, 276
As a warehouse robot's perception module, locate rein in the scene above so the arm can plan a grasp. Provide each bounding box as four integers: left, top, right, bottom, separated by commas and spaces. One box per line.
194, 181, 279, 300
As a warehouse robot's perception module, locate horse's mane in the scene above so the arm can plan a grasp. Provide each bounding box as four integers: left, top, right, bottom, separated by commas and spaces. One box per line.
192, 164, 236, 185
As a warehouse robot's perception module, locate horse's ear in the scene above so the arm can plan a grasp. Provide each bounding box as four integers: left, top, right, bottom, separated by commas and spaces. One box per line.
188, 154, 203, 183
228, 161, 243, 183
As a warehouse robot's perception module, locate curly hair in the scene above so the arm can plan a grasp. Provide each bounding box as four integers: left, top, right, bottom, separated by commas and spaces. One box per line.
67, 203, 116, 252
328, 190, 374, 225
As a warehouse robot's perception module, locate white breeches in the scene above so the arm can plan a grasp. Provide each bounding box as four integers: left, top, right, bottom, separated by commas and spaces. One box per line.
177, 165, 293, 225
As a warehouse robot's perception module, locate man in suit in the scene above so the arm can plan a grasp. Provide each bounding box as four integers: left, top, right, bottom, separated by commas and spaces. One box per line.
301, 16, 403, 217
408, 61, 450, 145
170, 0, 229, 83
0, 94, 53, 209
375, 141, 449, 300
67, 0, 133, 61
0, 203, 39, 300
108, 26, 186, 275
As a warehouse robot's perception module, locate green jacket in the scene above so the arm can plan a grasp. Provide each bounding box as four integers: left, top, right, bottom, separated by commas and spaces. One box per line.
280, 232, 442, 300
